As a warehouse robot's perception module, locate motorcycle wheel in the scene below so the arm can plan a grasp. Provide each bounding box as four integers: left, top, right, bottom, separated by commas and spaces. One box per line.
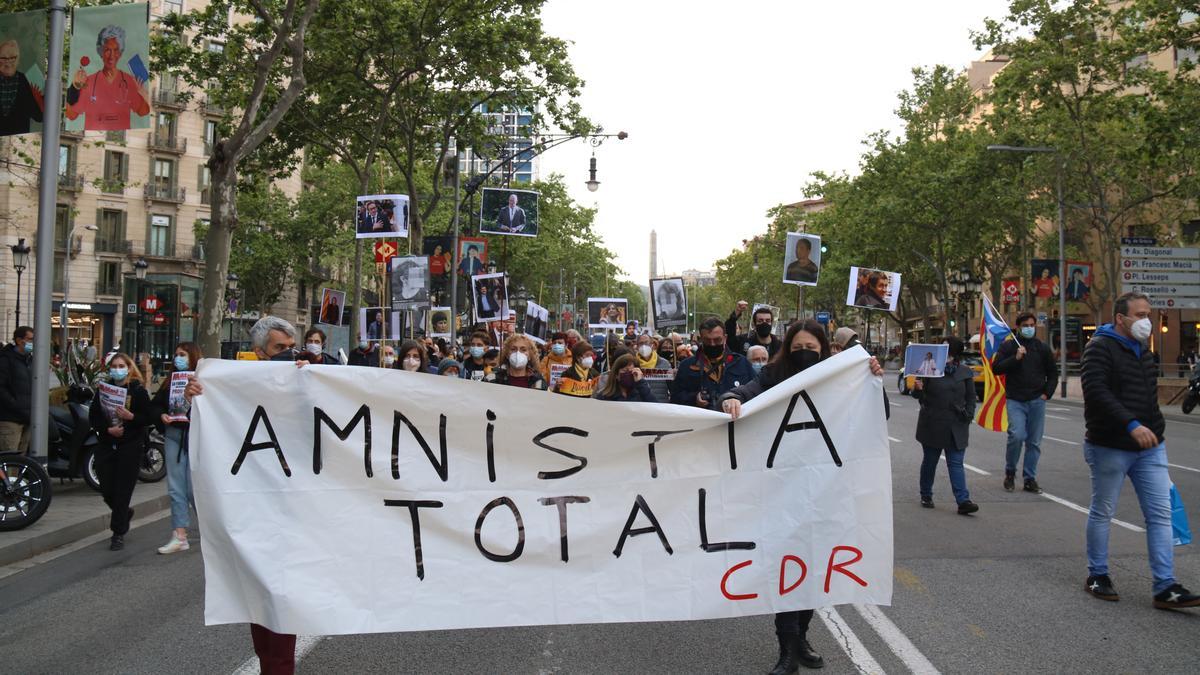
1184, 392, 1198, 415
0, 453, 53, 532
139, 430, 167, 483
83, 447, 102, 492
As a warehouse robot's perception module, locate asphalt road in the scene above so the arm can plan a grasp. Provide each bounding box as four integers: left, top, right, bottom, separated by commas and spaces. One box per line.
2, 389, 1198, 674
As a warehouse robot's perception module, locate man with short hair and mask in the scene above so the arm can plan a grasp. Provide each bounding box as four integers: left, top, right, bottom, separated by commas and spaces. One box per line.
0, 326, 34, 454
1080, 292, 1200, 610
671, 316, 755, 410
725, 301, 782, 358
540, 331, 574, 385
992, 311, 1058, 493
460, 331, 493, 381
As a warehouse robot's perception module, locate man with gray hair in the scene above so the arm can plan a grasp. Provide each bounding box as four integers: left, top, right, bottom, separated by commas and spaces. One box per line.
496, 193, 526, 233
0, 38, 44, 136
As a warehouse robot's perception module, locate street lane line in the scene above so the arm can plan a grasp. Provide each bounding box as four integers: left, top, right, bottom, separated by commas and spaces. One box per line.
891, 402, 903, 408
1043, 435, 1081, 445
1045, 414, 1072, 421
888, 436, 902, 443
818, 607, 885, 675
1039, 492, 1144, 532
855, 604, 940, 675
963, 463, 991, 476
231, 636, 325, 675
1169, 463, 1200, 474
1049, 406, 1071, 412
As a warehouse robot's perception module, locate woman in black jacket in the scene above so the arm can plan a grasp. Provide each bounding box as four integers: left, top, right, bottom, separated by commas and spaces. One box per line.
720, 320, 884, 675
89, 352, 154, 551
912, 336, 978, 515
595, 353, 657, 402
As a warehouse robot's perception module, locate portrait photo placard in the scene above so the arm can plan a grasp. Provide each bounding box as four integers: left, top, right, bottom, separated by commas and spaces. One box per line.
66, 2, 152, 132
389, 255, 431, 310
428, 307, 452, 339
318, 288, 345, 326
359, 307, 392, 342
471, 272, 509, 324
0, 9, 48, 136
904, 343, 949, 379
479, 188, 540, 237
457, 237, 488, 277
523, 301, 550, 345
650, 277, 687, 329
588, 297, 628, 329
356, 194, 409, 239
783, 232, 822, 287
846, 267, 901, 312
1065, 261, 1092, 302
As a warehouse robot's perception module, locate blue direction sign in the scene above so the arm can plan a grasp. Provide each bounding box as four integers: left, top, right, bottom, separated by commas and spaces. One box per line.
816, 311, 831, 324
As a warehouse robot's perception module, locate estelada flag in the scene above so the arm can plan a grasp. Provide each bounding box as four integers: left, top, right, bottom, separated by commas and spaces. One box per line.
975, 293, 1013, 432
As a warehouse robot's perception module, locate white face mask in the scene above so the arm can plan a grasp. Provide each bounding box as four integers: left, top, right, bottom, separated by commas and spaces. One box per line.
384, 356, 396, 367
638, 345, 654, 358
508, 351, 529, 369
305, 342, 322, 355
402, 357, 421, 371
1129, 317, 1152, 342
580, 356, 594, 369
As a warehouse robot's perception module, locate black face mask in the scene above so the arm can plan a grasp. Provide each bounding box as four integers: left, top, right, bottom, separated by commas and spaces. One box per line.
787, 348, 821, 372
755, 322, 772, 338
269, 349, 299, 362
702, 343, 725, 360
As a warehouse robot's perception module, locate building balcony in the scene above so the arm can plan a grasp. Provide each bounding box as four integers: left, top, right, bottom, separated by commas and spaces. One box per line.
39, 172, 85, 192
95, 279, 123, 296
105, 130, 126, 144
200, 187, 211, 205
153, 88, 186, 109
191, 243, 205, 261
144, 184, 186, 203
149, 133, 187, 154
140, 240, 177, 259
95, 236, 131, 255
99, 179, 125, 195
202, 98, 224, 115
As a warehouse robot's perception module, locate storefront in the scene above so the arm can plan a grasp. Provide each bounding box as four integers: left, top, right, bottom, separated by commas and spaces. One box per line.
50, 301, 118, 355
121, 272, 202, 373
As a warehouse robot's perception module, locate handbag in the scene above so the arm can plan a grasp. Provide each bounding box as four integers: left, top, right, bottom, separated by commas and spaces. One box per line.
1171, 483, 1193, 546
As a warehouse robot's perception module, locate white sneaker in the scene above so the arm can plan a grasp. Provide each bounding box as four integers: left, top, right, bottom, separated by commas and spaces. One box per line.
157, 536, 190, 555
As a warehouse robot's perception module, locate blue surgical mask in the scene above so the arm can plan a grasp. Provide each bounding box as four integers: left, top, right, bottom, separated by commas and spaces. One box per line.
358, 341, 369, 350
174, 356, 190, 371
1019, 326, 1036, 339
469, 346, 485, 359
751, 362, 764, 374
552, 343, 566, 356
22, 341, 33, 354
109, 367, 129, 381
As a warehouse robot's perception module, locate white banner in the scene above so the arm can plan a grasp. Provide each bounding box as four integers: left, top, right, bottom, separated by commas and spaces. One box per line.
190, 349, 893, 636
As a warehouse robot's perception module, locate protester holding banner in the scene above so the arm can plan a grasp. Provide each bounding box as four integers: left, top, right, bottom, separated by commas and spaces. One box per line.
483, 335, 545, 389
150, 342, 201, 555
394, 339, 432, 374
671, 317, 755, 410
912, 337, 979, 515
595, 353, 657, 402
725, 301, 782, 358
460, 331, 493, 381
556, 341, 600, 397
719, 319, 879, 673
300, 328, 340, 366
89, 352, 153, 551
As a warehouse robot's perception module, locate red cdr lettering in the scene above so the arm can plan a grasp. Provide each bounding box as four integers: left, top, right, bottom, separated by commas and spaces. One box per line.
778, 555, 807, 596
720, 560, 759, 601
823, 545, 867, 593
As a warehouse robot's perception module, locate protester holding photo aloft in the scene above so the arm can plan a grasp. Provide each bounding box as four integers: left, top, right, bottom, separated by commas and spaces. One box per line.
89, 352, 154, 552
725, 301, 782, 358
484, 334, 545, 389
595, 353, 657, 402
912, 336, 979, 515
720, 319, 885, 674
671, 316, 755, 410
460, 331, 493, 381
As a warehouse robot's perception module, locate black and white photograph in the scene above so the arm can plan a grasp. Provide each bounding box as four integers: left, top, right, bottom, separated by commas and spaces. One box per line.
389, 255, 431, 309
783, 232, 821, 286
359, 307, 391, 342
318, 288, 345, 326
479, 188, 540, 237
650, 277, 687, 329
846, 266, 901, 312
588, 297, 628, 329
523, 301, 550, 344
904, 343, 948, 378
428, 307, 452, 339
471, 272, 510, 324
356, 194, 409, 239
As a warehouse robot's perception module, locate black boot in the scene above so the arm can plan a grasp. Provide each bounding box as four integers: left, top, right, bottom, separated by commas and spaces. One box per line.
769, 632, 800, 675
795, 638, 825, 669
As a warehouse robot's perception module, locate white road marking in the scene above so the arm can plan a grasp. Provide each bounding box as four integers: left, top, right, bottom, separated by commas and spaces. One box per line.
1048, 406, 1071, 412
1039, 492, 1145, 533
1042, 435, 1081, 446
818, 607, 885, 675
0, 508, 170, 581
891, 402, 904, 408
1045, 414, 1072, 421
1169, 463, 1200, 474
888, 436, 903, 443
855, 604, 941, 675
231, 636, 325, 675
963, 463, 991, 476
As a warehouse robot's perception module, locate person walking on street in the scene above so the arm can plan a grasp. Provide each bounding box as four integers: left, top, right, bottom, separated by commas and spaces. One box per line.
912, 336, 979, 514
0, 326, 34, 454
1080, 292, 1200, 609
993, 311, 1058, 493
89, 352, 154, 551
725, 301, 782, 358
671, 316, 755, 410
151, 342, 202, 554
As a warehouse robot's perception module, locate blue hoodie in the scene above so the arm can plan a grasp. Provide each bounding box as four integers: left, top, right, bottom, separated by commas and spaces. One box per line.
1093, 323, 1141, 359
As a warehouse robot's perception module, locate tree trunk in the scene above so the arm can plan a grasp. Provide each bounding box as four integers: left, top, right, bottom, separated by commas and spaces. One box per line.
198, 162, 239, 357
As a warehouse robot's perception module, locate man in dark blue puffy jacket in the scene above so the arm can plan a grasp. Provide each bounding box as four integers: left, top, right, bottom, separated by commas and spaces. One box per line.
670, 316, 754, 410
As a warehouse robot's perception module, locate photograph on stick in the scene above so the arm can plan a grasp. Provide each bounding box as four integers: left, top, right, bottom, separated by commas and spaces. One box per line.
479, 188, 540, 237
359, 307, 392, 342
523, 301, 550, 344
390, 255, 431, 310
1065, 261, 1092, 301
783, 232, 821, 286
318, 288, 345, 326
428, 307, 452, 339
650, 277, 687, 329
457, 237, 488, 277
588, 297, 628, 329
845, 267, 901, 312
1030, 259, 1059, 299
904, 343, 949, 378
356, 194, 409, 239
472, 272, 509, 324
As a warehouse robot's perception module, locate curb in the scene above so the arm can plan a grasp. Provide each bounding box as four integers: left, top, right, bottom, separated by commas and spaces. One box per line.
0, 491, 172, 568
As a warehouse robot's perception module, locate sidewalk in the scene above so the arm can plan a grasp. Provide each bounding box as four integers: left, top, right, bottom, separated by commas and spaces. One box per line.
0, 477, 169, 567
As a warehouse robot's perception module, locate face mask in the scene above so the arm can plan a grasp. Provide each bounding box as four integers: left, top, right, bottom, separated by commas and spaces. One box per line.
173, 356, 189, 371
755, 322, 772, 338
751, 362, 765, 374
384, 355, 396, 367
552, 343, 566, 356
109, 367, 128, 381
638, 345, 654, 358
580, 356, 594, 369
22, 341, 33, 354
508, 351, 529, 369
305, 342, 322, 355
1019, 326, 1036, 339
358, 341, 369, 350
702, 343, 725, 360
269, 349, 298, 362
787, 348, 821, 372
402, 357, 421, 371
469, 346, 485, 359
1129, 317, 1152, 342
618, 372, 637, 389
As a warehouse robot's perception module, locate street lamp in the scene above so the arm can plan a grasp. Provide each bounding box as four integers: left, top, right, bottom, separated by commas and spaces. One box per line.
585, 155, 600, 192
225, 272, 239, 346
60, 224, 98, 356
487, 259, 498, 275
987, 143, 1068, 398
133, 257, 148, 357
10, 238, 30, 325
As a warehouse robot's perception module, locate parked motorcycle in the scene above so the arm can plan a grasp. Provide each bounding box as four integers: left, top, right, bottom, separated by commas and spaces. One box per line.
1183, 366, 1200, 415
48, 384, 166, 492
0, 453, 52, 532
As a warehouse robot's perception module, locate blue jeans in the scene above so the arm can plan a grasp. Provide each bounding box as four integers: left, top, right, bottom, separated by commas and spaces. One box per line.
1083, 441, 1175, 594
164, 425, 194, 530
920, 445, 970, 504
1005, 398, 1045, 480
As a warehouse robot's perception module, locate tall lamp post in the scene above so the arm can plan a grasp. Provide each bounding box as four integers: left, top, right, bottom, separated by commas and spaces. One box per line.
987, 144, 1067, 398
60, 224, 99, 355
10, 238, 30, 325
133, 257, 148, 357
949, 268, 982, 340
225, 273, 239, 347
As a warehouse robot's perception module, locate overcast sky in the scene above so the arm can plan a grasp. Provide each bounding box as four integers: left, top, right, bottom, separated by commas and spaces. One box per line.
538, 0, 1013, 283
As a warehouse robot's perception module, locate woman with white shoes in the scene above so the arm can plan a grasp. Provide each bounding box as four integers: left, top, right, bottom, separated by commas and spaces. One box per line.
151, 342, 201, 555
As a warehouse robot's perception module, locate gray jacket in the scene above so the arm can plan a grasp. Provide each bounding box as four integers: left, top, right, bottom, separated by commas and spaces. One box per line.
913, 361, 975, 450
